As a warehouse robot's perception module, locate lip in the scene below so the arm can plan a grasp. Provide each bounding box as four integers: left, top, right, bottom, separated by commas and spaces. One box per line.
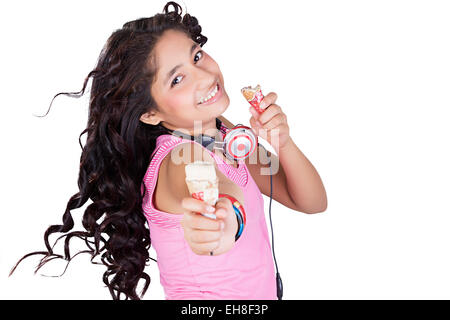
198, 83, 222, 106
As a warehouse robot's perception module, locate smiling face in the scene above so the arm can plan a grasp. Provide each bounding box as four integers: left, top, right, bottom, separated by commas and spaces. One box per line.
140, 29, 230, 134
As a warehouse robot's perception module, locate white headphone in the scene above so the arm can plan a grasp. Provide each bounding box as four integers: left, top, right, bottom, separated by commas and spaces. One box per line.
166, 120, 258, 161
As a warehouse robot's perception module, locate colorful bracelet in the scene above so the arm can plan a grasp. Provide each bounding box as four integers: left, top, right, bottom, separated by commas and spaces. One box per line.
219, 194, 246, 241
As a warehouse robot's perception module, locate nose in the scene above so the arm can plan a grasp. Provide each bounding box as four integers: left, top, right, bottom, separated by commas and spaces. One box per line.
192, 66, 215, 91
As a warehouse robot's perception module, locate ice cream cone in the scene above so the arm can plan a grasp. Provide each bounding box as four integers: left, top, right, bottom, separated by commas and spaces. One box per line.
185, 161, 219, 219
241, 84, 265, 114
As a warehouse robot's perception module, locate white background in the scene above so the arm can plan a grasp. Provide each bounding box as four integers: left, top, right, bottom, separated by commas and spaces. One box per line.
1, 0, 449, 300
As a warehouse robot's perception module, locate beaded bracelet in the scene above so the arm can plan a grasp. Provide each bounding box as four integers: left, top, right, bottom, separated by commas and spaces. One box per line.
219, 194, 246, 241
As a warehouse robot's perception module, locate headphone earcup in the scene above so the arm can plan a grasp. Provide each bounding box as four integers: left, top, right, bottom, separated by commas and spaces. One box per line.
223, 125, 258, 161
169, 124, 258, 161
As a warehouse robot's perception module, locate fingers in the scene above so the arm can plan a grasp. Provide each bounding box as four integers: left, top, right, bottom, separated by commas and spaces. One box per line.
181, 197, 224, 255
215, 196, 232, 210
180, 197, 234, 256
248, 91, 278, 121
214, 197, 232, 220
182, 211, 223, 231
189, 229, 223, 244
261, 113, 286, 131
249, 106, 286, 133
258, 92, 278, 111
258, 104, 283, 125
249, 116, 260, 135
180, 211, 223, 255
181, 197, 215, 215
249, 115, 258, 128
249, 108, 263, 127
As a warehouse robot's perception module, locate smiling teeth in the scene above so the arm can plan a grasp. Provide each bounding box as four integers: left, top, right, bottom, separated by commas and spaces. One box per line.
199, 84, 218, 104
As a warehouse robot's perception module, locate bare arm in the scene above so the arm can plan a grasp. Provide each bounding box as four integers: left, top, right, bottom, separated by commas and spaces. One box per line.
219, 115, 327, 214
276, 137, 327, 213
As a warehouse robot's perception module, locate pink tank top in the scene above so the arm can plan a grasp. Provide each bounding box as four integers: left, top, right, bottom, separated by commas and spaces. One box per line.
141, 125, 277, 300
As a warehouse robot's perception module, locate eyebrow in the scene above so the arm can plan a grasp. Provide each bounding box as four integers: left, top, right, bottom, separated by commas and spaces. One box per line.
165, 43, 200, 84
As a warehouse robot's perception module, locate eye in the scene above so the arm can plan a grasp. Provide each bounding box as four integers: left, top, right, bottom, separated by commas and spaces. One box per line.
194, 50, 203, 63
171, 75, 182, 87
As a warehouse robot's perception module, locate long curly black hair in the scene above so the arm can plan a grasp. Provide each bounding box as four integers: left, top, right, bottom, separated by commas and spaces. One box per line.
10, 1, 208, 300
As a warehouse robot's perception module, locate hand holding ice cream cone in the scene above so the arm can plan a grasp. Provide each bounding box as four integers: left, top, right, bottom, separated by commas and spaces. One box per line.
182, 161, 238, 256
242, 85, 292, 151
180, 193, 238, 256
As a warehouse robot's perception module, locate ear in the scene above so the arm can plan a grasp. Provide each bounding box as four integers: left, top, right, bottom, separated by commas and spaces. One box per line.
140, 110, 163, 125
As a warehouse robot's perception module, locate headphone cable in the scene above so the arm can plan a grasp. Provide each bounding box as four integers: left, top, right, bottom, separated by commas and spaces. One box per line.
263, 146, 283, 300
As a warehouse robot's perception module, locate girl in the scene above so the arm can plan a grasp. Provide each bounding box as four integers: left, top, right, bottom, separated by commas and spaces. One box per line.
11, 1, 327, 300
